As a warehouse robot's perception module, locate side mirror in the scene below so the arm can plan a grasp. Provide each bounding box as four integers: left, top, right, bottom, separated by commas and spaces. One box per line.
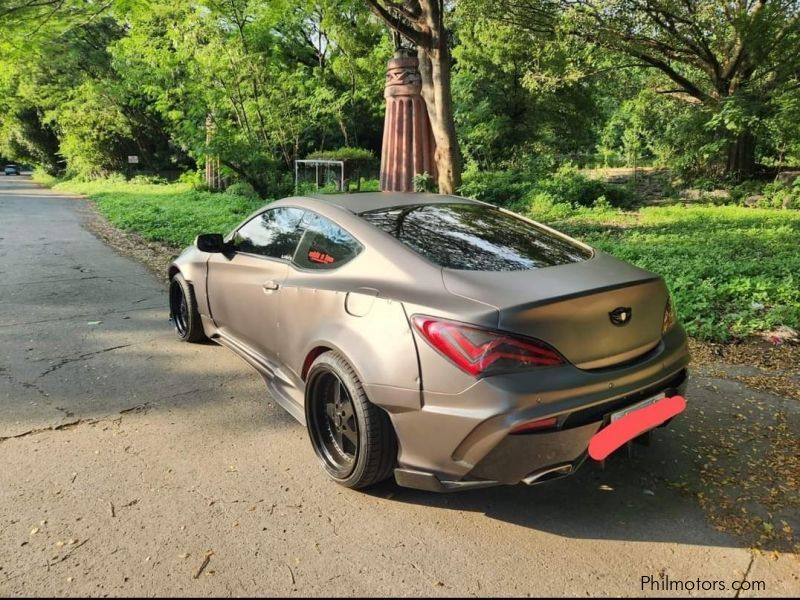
196, 233, 226, 253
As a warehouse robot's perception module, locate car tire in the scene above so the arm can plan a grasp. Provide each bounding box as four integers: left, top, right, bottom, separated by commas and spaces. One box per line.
305, 351, 397, 489
169, 272, 206, 342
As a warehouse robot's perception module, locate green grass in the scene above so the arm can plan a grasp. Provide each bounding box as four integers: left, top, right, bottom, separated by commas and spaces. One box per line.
50, 178, 265, 248
37, 175, 800, 342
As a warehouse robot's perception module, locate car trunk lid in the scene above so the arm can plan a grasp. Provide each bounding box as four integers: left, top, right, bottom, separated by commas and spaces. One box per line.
442, 252, 668, 370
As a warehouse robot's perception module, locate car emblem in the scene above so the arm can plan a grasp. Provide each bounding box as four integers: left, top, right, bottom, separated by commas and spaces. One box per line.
609, 307, 632, 326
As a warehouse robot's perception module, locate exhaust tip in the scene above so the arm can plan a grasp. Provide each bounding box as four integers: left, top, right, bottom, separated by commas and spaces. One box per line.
522, 463, 573, 485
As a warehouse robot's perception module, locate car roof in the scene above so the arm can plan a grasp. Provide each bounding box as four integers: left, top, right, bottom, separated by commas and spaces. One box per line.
305, 192, 483, 214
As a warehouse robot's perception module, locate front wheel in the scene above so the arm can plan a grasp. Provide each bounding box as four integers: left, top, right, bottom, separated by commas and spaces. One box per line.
169, 273, 206, 342
305, 352, 397, 489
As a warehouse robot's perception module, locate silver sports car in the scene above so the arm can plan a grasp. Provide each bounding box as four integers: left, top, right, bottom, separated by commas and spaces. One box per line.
169, 193, 689, 491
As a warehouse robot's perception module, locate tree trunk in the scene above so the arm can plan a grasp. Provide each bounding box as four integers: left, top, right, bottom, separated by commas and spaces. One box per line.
726, 131, 756, 180
366, 0, 462, 194
418, 45, 461, 194
205, 114, 221, 190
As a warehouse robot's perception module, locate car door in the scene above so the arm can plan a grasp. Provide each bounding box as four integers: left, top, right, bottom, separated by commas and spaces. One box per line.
275, 211, 364, 378
206, 207, 305, 359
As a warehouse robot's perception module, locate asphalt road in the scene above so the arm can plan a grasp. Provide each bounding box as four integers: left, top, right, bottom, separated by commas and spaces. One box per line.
0, 175, 798, 596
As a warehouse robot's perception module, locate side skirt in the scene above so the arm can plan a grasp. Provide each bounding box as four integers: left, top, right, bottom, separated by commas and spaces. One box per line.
212, 332, 306, 425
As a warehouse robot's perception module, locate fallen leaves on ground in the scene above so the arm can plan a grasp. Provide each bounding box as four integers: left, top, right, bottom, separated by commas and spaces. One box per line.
683, 339, 799, 552
692, 406, 799, 553
690, 337, 800, 410
689, 338, 800, 374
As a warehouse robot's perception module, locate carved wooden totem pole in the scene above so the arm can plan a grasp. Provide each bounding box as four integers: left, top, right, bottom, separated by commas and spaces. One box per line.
380, 50, 437, 192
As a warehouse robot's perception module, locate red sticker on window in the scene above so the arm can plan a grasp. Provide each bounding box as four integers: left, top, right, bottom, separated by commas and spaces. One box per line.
308, 249, 335, 264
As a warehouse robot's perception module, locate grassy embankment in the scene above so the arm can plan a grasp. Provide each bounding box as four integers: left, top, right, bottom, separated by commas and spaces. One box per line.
44, 176, 265, 247
37, 174, 800, 342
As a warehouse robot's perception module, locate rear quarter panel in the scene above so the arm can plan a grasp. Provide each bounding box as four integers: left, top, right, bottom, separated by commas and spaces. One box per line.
277, 274, 422, 411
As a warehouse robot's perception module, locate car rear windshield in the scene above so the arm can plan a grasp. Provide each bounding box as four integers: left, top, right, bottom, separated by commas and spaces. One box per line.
360, 203, 592, 271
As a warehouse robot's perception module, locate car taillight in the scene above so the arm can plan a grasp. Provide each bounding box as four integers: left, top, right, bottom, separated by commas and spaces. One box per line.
662, 298, 676, 334
411, 315, 564, 377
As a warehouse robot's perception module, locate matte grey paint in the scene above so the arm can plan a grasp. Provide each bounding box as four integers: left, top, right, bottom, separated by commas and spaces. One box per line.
170, 192, 690, 490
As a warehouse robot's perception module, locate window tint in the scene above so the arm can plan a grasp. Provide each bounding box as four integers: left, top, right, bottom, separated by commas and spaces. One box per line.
361, 203, 592, 271
292, 213, 361, 270
233, 207, 305, 259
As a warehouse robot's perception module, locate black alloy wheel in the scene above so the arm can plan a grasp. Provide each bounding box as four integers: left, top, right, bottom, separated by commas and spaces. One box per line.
308, 369, 359, 477
169, 278, 190, 337
305, 351, 397, 488
169, 272, 206, 342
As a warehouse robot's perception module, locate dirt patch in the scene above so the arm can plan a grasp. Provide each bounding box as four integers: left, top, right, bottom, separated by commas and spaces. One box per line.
690, 338, 800, 372
78, 202, 180, 283
689, 339, 800, 401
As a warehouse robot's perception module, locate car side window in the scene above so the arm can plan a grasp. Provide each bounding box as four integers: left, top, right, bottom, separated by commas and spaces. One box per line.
292, 212, 362, 270
232, 207, 305, 260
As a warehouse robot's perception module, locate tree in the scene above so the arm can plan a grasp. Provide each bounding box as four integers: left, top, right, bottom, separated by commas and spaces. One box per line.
110, 0, 387, 194
0, 10, 185, 176
452, 5, 608, 170
492, 0, 800, 178
0, 0, 388, 188
366, 0, 462, 193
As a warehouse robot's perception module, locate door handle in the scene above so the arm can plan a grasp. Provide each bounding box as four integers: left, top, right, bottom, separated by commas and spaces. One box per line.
262, 280, 280, 292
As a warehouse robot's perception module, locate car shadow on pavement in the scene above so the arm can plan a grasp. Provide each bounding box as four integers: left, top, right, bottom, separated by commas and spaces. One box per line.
370, 466, 737, 549
0, 297, 301, 439
367, 414, 792, 552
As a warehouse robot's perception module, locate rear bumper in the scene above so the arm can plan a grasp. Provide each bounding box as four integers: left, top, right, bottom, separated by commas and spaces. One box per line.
386, 325, 690, 491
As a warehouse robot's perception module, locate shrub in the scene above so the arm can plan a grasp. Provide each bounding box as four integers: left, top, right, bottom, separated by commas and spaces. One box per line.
296, 181, 316, 195
359, 178, 381, 192
461, 163, 633, 209
225, 181, 260, 199
31, 168, 58, 187
522, 192, 575, 221
130, 174, 167, 185
689, 176, 719, 191
735, 180, 800, 209
413, 172, 436, 193
761, 180, 800, 209
459, 165, 533, 205
63, 170, 128, 183
103, 172, 128, 184
592, 195, 613, 211
306, 147, 375, 162
533, 164, 633, 208
270, 171, 296, 198
177, 170, 208, 191
730, 180, 764, 203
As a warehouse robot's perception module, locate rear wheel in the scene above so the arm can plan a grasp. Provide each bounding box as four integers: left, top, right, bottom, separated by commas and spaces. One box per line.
305, 352, 397, 489
169, 273, 206, 342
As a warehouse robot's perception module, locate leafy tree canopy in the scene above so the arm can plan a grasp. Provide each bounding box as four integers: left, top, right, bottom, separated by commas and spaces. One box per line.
1, 0, 799, 186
